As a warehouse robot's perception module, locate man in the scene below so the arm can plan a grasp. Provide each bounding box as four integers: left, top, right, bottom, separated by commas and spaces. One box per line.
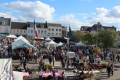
106, 65, 111, 78
23, 57, 26, 70
49, 55, 52, 64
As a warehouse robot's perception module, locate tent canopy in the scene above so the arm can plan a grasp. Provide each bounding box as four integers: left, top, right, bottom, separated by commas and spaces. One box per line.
45, 37, 51, 41
6, 35, 17, 38
12, 39, 38, 50
57, 42, 63, 46
15, 35, 29, 42
75, 41, 85, 46
45, 40, 57, 45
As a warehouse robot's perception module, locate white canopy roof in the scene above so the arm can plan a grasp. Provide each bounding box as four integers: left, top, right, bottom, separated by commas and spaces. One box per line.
6, 35, 17, 38
15, 35, 29, 42
57, 42, 63, 46
45, 37, 51, 41
75, 41, 85, 46
45, 40, 57, 45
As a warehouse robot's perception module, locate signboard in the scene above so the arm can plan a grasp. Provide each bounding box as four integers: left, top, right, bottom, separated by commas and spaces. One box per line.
66, 52, 75, 58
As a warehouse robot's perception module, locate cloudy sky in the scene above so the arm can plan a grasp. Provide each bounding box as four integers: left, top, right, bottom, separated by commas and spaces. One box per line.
0, 0, 120, 30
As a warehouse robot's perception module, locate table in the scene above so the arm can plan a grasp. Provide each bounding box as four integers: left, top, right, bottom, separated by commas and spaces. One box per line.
23, 72, 30, 77
78, 70, 100, 74
42, 73, 61, 78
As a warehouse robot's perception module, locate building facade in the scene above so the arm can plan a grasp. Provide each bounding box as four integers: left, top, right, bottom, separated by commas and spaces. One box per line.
80, 22, 116, 34
0, 17, 11, 37
11, 22, 27, 38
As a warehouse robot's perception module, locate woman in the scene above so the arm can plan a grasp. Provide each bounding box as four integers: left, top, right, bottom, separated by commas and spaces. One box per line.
52, 71, 56, 80
62, 72, 65, 80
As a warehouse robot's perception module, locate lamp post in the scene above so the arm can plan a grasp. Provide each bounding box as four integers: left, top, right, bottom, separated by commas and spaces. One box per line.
96, 22, 101, 48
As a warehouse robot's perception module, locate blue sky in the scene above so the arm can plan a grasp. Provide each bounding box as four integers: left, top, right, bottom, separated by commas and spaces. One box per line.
0, 0, 120, 30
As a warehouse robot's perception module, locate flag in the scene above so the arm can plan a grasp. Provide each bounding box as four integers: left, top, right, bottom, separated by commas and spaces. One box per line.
69, 26, 75, 39
34, 19, 38, 39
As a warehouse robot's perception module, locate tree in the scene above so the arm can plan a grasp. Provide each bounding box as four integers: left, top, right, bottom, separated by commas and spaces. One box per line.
98, 29, 118, 48
69, 31, 85, 42
84, 32, 96, 45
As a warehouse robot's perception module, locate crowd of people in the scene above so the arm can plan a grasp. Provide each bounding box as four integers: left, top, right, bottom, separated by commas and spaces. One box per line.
0, 38, 118, 79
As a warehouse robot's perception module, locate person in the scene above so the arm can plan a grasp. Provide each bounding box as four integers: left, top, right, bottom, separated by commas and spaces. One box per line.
55, 68, 59, 73
80, 69, 84, 80
39, 69, 43, 77
111, 63, 114, 76
53, 71, 57, 80
46, 68, 50, 73
23, 57, 26, 70
106, 65, 111, 78
62, 72, 65, 80
49, 55, 52, 64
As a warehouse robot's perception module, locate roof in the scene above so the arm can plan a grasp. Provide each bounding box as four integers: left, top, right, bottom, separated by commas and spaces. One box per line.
47, 23, 62, 27
0, 17, 11, 26
11, 22, 27, 29
27, 22, 47, 28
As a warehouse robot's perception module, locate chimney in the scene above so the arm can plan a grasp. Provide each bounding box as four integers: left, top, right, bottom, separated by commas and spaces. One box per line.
112, 26, 114, 27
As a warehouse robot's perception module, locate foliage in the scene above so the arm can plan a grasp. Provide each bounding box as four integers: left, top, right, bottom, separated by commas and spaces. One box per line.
93, 48, 101, 53
98, 29, 118, 48
12, 64, 20, 71
69, 31, 86, 43
84, 32, 96, 45
45, 64, 53, 69
102, 62, 108, 68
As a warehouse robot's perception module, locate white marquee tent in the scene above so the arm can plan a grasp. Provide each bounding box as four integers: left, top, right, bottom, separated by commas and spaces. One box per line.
75, 41, 85, 46
57, 42, 63, 46
15, 35, 29, 42
6, 35, 17, 38
45, 37, 51, 41
12, 39, 38, 50
45, 40, 57, 45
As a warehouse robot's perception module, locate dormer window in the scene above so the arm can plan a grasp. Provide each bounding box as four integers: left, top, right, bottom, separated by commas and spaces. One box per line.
41, 25, 44, 28
2, 21, 5, 25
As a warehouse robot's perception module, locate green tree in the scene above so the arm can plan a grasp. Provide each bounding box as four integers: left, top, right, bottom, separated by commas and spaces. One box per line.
98, 29, 117, 48
69, 31, 85, 42
84, 32, 96, 45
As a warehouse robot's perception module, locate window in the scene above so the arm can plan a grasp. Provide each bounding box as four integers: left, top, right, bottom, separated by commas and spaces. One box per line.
49, 28, 51, 31
56, 29, 58, 31
64, 32, 66, 36
48, 33, 50, 35
0, 27, 1, 31
13, 30, 15, 33
56, 33, 58, 36
52, 33, 54, 36
5, 27, 8, 32
38, 30, 40, 34
52, 28, 54, 31
24, 31, 26, 33
59, 33, 61, 36
31, 30, 33, 33
41, 25, 44, 28
21, 30, 22, 33
28, 30, 30, 33
41, 30, 43, 34
59, 29, 61, 31
2, 21, 5, 25
44, 31, 46, 34
17, 30, 19, 33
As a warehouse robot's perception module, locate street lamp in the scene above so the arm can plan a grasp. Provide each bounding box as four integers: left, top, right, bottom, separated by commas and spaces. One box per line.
96, 22, 101, 48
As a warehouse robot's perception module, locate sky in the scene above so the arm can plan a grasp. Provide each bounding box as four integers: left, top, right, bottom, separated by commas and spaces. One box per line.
0, 0, 120, 30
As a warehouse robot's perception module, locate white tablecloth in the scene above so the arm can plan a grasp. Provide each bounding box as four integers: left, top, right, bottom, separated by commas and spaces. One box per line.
78, 70, 100, 74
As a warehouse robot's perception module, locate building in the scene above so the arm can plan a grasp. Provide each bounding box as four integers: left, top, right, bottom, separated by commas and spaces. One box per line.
27, 21, 65, 39
0, 17, 11, 37
11, 22, 27, 38
80, 22, 116, 34
0, 17, 68, 39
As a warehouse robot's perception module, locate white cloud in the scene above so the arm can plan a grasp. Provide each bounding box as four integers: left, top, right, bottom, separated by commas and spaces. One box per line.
0, 12, 17, 21
78, 13, 88, 15
50, 14, 92, 29
0, 1, 55, 21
